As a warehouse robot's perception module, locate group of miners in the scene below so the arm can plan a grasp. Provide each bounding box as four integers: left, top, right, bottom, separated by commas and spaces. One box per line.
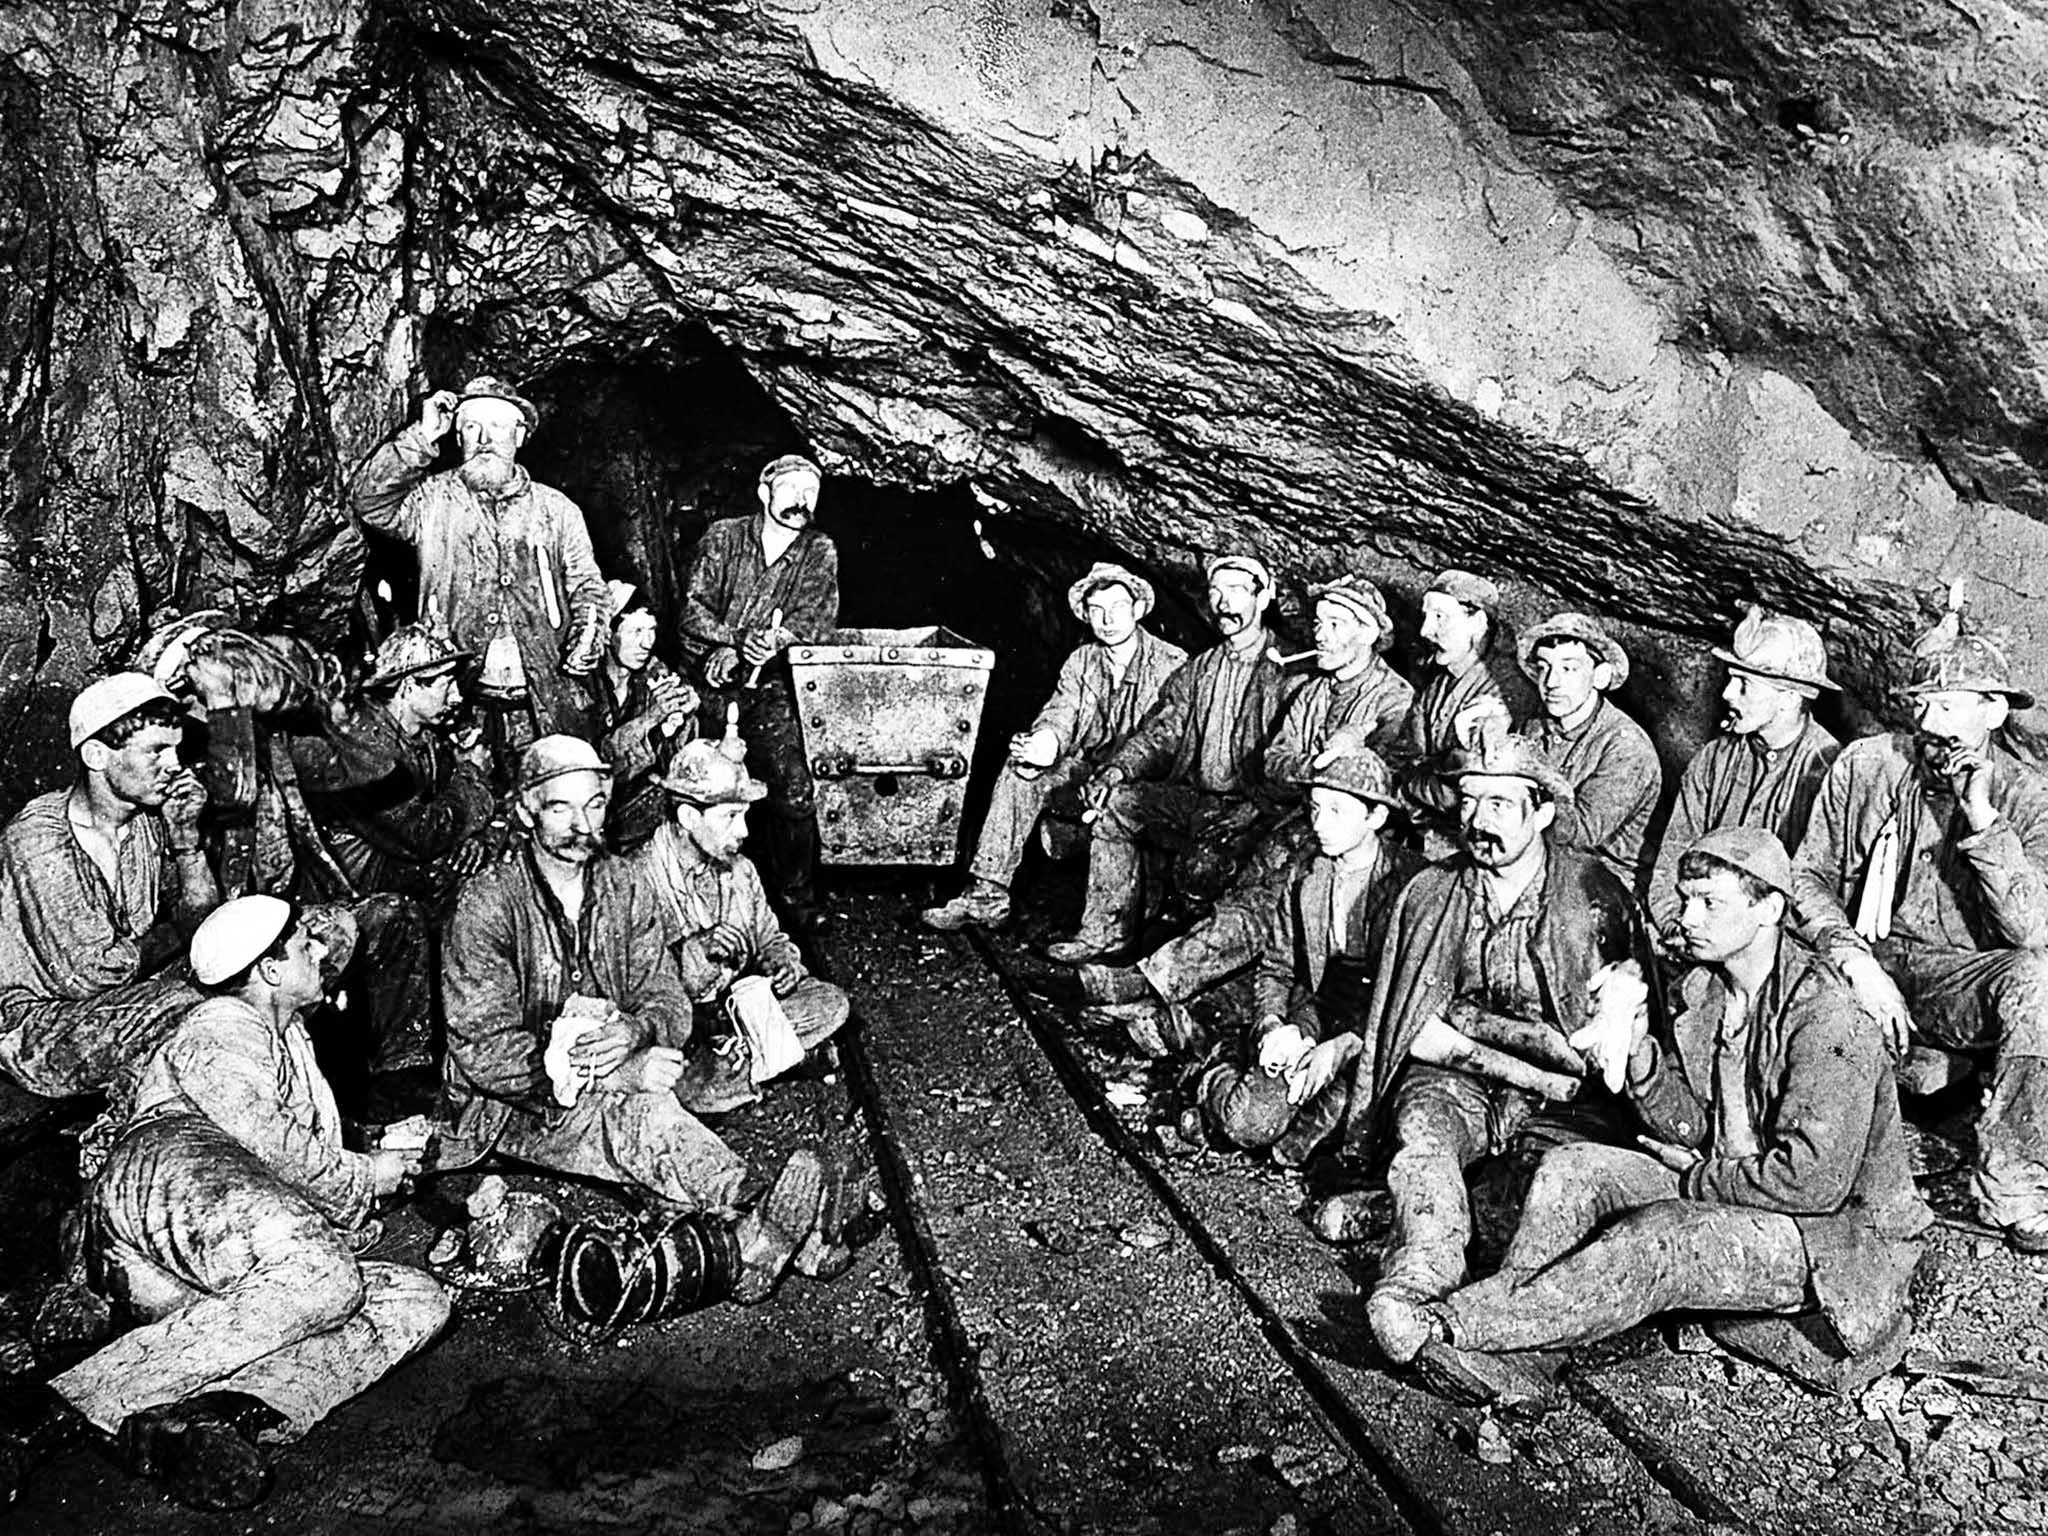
0, 378, 856, 1511
924, 554, 2035, 1412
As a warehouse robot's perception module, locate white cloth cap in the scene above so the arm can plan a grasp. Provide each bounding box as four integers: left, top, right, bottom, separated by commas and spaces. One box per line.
190, 895, 293, 985
69, 673, 177, 749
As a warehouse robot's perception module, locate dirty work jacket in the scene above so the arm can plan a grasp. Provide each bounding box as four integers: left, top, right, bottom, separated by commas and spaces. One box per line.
1393, 659, 1511, 825
1264, 659, 1416, 788
598, 658, 696, 784
350, 428, 605, 738
679, 514, 840, 678
1520, 696, 1664, 897
625, 825, 804, 1004
1102, 631, 1298, 802
1253, 842, 1421, 1038
127, 995, 374, 1232
441, 846, 691, 1151
1344, 844, 1647, 1144
1792, 732, 2048, 957
1646, 717, 1839, 935
1630, 936, 1930, 1353
1027, 630, 1188, 770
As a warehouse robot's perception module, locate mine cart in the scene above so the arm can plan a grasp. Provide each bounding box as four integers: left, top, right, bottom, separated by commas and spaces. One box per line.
789, 627, 995, 864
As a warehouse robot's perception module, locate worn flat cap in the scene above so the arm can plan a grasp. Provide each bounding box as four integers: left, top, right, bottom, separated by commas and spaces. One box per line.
1711, 607, 1837, 695
1685, 826, 1795, 899
1308, 573, 1392, 650
1305, 744, 1401, 807
656, 738, 767, 806
758, 454, 823, 491
1427, 569, 1502, 615
1067, 562, 1155, 621
606, 580, 643, 624
454, 375, 539, 432
1517, 612, 1631, 689
1448, 729, 1576, 807
1204, 554, 1272, 592
1904, 609, 2033, 709
191, 894, 293, 986
517, 734, 613, 795
365, 624, 470, 690
70, 673, 178, 748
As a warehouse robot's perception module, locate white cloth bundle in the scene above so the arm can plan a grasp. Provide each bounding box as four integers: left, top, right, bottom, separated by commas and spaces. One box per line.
726, 975, 805, 1084
544, 994, 614, 1108
1568, 960, 1649, 1093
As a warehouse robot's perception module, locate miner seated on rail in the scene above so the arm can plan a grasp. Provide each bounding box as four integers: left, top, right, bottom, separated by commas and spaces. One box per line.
1789, 603, 2048, 1255
0, 895, 449, 1512
922, 561, 1186, 936
1075, 570, 1412, 1057
0, 674, 216, 1113
595, 580, 699, 852
624, 739, 850, 1116
439, 734, 850, 1304
1405, 830, 1930, 1411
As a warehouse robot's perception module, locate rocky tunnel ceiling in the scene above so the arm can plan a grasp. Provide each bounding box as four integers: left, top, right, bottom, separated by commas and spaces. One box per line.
3, 0, 2045, 785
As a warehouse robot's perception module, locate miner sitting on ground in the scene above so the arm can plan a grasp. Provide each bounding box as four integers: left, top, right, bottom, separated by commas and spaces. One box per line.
596, 581, 699, 851
351, 377, 609, 773
0, 675, 215, 1105
1791, 605, 2048, 1253
1075, 571, 1407, 1054
626, 740, 850, 1116
441, 734, 829, 1302
3, 895, 448, 1512
1408, 830, 1930, 1411
1644, 607, 1841, 945
1330, 728, 1653, 1367
1392, 569, 1519, 855
922, 561, 1186, 934
1187, 746, 1420, 1165
1514, 612, 1664, 898
681, 453, 840, 936
1047, 554, 1298, 966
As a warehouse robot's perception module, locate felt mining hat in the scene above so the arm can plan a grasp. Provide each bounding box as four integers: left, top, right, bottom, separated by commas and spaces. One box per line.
1711, 607, 1837, 695
517, 734, 613, 796
1067, 563, 1156, 621
454, 375, 539, 432
190, 894, 294, 986
1684, 826, 1795, 900
1304, 744, 1401, 807
1447, 727, 1577, 807
758, 454, 823, 493
1517, 612, 1632, 689
1427, 569, 1502, 616
1307, 573, 1392, 652
1903, 608, 2033, 709
69, 673, 178, 748
656, 738, 767, 807
1204, 554, 1273, 593
365, 625, 471, 690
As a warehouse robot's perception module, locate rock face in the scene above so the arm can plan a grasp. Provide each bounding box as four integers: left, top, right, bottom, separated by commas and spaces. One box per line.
3, 0, 2045, 790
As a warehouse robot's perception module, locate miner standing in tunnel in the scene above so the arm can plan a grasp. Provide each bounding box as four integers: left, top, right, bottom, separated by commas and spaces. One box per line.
350, 377, 609, 778
681, 454, 840, 936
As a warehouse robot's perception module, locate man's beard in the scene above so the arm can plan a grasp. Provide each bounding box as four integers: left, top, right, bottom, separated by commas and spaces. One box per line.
459, 451, 522, 498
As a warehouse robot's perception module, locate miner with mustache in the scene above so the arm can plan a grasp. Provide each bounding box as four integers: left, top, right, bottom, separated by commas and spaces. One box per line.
1790, 604, 2048, 1254
1047, 554, 1299, 964
1645, 608, 1842, 943
351, 378, 608, 775
1392, 569, 1521, 849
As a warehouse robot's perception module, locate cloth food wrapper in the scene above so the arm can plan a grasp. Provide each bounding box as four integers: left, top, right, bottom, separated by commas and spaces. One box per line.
544, 993, 613, 1108
726, 975, 805, 1084
1569, 960, 1647, 1093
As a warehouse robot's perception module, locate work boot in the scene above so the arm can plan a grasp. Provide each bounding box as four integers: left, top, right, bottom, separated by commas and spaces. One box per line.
677, 1033, 760, 1116
920, 878, 1011, 933
1078, 963, 1152, 1004
117, 1392, 283, 1511
1366, 1283, 1443, 1366
1311, 1190, 1381, 1245
793, 1146, 886, 1281
1413, 1338, 1557, 1416
732, 1148, 828, 1304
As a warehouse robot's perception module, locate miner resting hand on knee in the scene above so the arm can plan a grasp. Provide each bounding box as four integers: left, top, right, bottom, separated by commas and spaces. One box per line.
680, 453, 839, 931
596, 581, 699, 851
1192, 745, 1419, 1164
1334, 727, 1654, 1366
1047, 554, 1299, 965
1516, 612, 1665, 899
1644, 608, 1841, 946
0, 675, 216, 1103
1413, 830, 1930, 1411
1081, 572, 1412, 1055
1789, 606, 2048, 1252
923, 562, 1185, 934
1393, 570, 1522, 854
350, 377, 608, 765
20, 896, 448, 1511
626, 739, 849, 1115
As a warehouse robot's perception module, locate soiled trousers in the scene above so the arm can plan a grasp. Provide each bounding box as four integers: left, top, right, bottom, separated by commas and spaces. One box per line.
495, 1088, 748, 1217
1072, 784, 1266, 946
1879, 938, 2048, 1228
55, 1112, 449, 1436
1442, 1142, 1810, 1354
0, 972, 200, 1100
1202, 1065, 1348, 1166
967, 759, 1088, 888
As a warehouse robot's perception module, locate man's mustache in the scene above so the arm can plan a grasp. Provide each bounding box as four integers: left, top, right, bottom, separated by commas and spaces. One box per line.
1464, 830, 1504, 851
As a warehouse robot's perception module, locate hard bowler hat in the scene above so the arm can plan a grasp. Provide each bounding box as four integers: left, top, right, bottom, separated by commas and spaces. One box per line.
1904, 609, 2033, 709
517, 734, 613, 796
1711, 607, 1837, 695
1067, 563, 1156, 621
454, 376, 539, 432
656, 739, 767, 807
69, 673, 178, 749
365, 625, 470, 690
190, 894, 294, 986
1684, 827, 1795, 900
1305, 745, 1401, 807
1518, 612, 1632, 689
1204, 554, 1272, 593
1448, 728, 1577, 807
1427, 569, 1501, 616
758, 454, 822, 493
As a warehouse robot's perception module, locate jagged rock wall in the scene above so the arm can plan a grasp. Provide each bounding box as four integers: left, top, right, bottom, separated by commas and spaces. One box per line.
3, 0, 2046, 798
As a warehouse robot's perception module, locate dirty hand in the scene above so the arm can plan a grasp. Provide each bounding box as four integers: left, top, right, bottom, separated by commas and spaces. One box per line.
1287, 1035, 1360, 1106
614, 1045, 686, 1095
450, 835, 489, 879
1082, 766, 1126, 815
1943, 745, 1998, 831
738, 628, 783, 670
1636, 1135, 1703, 1175
648, 674, 698, 730
369, 1147, 423, 1199
1009, 730, 1060, 770
764, 948, 803, 997
1574, 959, 1649, 1090
560, 615, 606, 677
1309, 728, 1364, 773
705, 648, 741, 689
161, 770, 208, 847
703, 920, 751, 968
1839, 948, 1912, 1061
568, 1012, 635, 1080
1450, 697, 1513, 752
1257, 1023, 1313, 1078
418, 389, 460, 444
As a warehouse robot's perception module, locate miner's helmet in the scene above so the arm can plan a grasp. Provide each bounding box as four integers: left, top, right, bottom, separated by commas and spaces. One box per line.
454, 375, 539, 432
516, 734, 613, 797
1303, 744, 1401, 808
1711, 607, 1837, 696
656, 739, 767, 808
1904, 608, 2034, 709
365, 625, 471, 691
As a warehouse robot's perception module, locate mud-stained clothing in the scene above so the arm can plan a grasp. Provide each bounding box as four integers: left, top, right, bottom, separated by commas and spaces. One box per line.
1520, 697, 1663, 897
1263, 661, 1415, 787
